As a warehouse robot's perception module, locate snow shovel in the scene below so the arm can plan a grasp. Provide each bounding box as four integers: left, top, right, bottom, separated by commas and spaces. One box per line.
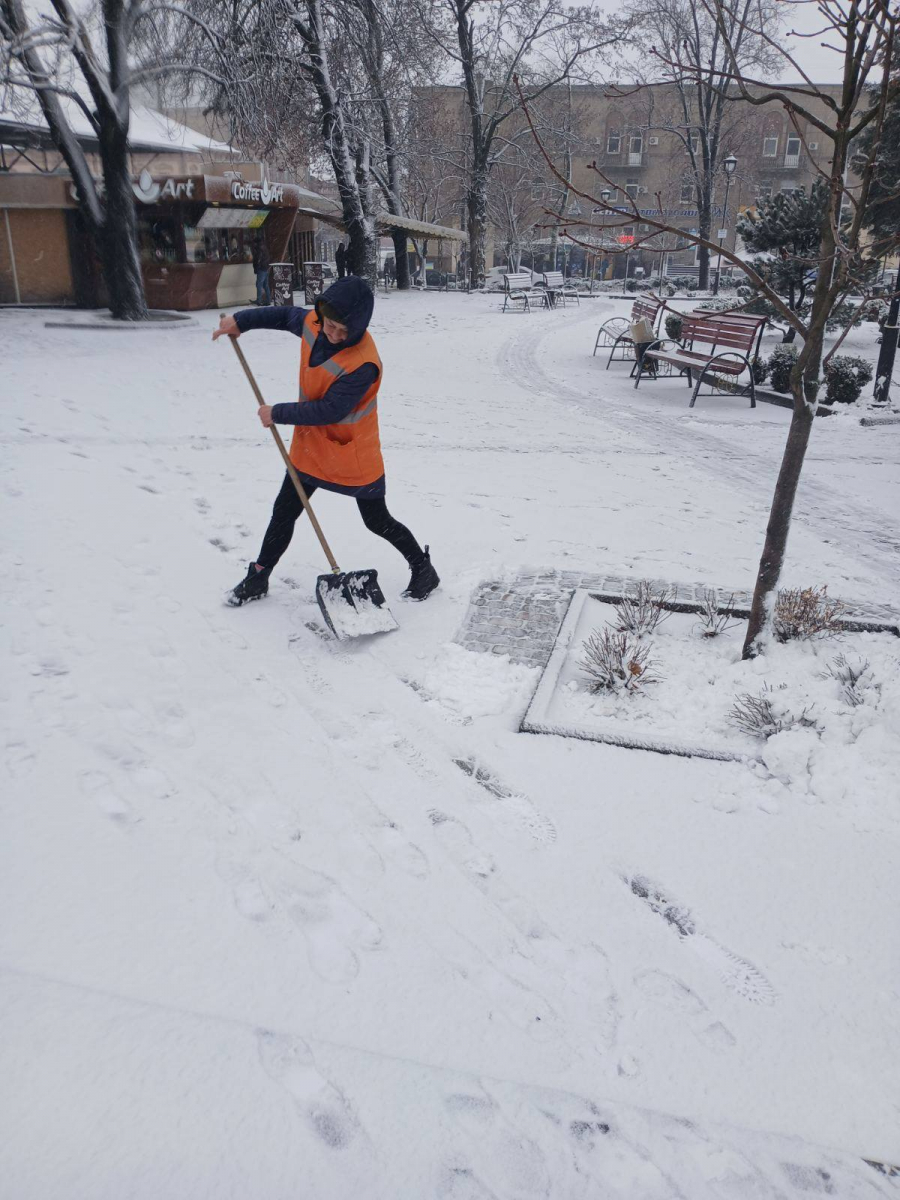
226, 332, 398, 639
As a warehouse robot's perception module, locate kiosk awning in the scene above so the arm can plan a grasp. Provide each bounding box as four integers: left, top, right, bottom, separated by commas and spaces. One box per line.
375, 212, 467, 241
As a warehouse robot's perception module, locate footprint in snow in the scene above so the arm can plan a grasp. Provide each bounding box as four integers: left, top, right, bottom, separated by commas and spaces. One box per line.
79, 769, 137, 825
627, 873, 775, 1005
442, 1090, 550, 1196
634, 969, 736, 1052
5, 741, 36, 779
216, 857, 272, 922
269, 859, 383, 984
427, 810, 551, 941
689, 934, 776, 1006
256, 1031, 359, 1149
373, 822, 430, 879
453, 758, 557, 846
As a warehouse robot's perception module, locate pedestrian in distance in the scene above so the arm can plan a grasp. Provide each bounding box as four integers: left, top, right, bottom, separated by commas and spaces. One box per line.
213, 276, 439, 607
252, 236, 271, 306
335, 241, 347, 279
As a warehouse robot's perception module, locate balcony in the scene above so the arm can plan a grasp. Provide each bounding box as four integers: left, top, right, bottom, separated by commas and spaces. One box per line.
628, 151, 643, 166
784, 152, 800, 168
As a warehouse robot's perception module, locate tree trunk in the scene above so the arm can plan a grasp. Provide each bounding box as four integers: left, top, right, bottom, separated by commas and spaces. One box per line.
873, 290, 900, 405
740, 399, 815, 657
468, 160, 488, 286
391, 227, 410, 289
697, 195, 711, 291
98, 126, 149, 320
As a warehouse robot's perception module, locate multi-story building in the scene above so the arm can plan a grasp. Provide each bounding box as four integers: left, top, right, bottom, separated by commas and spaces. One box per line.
415, 81, 851, 279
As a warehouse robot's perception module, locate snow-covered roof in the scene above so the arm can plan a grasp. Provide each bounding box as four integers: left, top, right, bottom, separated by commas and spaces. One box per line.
0, 95, 239, 157
375, 211, 468, 242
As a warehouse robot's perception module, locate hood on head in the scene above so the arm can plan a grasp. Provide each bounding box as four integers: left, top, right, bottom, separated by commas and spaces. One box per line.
314, 276, 374, 347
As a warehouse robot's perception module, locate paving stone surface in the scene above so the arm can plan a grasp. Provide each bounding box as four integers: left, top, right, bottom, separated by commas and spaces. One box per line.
455, 570, 898, 669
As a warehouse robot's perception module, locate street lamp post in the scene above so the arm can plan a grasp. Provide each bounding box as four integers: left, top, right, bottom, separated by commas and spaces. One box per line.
714, 153, 737, 296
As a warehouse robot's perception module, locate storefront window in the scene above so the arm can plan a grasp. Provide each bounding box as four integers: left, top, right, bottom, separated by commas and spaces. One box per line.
184, 225, 253, 264
138, 212, 180, 264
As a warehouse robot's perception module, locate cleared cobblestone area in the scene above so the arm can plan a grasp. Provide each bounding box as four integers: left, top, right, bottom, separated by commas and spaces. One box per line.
455, 570, 898, 669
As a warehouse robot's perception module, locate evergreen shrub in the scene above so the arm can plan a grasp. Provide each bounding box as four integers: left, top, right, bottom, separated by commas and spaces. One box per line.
768, 344, 799, 393
823, 355, 874, 404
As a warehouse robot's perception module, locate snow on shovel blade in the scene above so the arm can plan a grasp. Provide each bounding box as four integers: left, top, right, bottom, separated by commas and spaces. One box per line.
316, 570, 399, 639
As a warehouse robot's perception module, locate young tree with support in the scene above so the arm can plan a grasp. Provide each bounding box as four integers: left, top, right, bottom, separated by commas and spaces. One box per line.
518, 0, 899, 659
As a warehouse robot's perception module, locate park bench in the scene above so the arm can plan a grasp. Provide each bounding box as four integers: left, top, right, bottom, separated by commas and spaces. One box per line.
502, 272, 547, 313
594, 296, 663, 365
541, 270, 580, 308
635, 311, 766, 407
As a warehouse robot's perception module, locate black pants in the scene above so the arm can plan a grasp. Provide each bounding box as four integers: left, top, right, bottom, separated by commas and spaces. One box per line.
257, 473, 423, 573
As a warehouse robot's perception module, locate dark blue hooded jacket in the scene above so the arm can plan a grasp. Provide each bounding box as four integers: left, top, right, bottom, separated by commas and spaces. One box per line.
234, 277, 384, 496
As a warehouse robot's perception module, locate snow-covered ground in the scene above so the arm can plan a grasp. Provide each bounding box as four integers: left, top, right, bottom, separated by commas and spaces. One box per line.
2, 293, 898, 1198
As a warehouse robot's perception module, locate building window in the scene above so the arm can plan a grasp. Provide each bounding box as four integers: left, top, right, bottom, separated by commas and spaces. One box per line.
689, 134, 700, 155
628, 134, 643, 163
784, 135, 801, 167
607, 132, 621, 154
757, 183, 773, 202
680, 181, 693, 203
625, 181, 639, 199
763, 136, 778, 157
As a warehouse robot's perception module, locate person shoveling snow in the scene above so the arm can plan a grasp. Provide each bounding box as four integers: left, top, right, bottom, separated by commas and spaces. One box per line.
214, 276, 439, 617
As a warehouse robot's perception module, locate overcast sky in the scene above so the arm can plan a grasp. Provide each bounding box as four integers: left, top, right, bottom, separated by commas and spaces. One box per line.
587, 0, 849, 84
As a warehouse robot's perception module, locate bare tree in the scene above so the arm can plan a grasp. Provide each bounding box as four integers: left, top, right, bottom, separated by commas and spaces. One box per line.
2, 0, 183, 317
158, 0, 381, 282
342, 0, 450, 289
419, 0, 620, 286
619, 0, 780, 290
518, 0, 900, 658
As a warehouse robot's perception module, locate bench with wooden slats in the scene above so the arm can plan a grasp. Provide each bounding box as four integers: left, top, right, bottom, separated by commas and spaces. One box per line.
636, 311, 766, 407
541, 271, 580, 308
595, 296, 664, 364
501, 272, 546, 313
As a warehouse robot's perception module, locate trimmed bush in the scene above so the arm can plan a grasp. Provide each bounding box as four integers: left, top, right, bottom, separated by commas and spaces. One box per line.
768, 344, 799, 393
823, 354, 874, 404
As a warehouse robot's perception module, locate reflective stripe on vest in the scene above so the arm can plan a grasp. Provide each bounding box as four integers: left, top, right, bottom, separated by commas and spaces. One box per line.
301, 321, 316, 349
335, 396, 378, 425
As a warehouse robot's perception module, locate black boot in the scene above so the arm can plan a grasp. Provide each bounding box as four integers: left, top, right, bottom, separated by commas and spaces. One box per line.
402, 546, 439, 601
226, 562, 270, 607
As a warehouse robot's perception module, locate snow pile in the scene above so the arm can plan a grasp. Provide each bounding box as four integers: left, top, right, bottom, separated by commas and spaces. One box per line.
421, 642, 538, 720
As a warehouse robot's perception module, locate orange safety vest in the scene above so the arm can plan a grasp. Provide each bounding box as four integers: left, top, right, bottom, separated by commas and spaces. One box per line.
288, 310, 385, 487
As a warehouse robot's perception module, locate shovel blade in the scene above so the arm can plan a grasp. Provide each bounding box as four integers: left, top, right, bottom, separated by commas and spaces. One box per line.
316, 570, 399, 639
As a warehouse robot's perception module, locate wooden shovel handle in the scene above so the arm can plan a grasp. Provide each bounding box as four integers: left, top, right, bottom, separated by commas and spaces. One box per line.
226, 327, 341, 574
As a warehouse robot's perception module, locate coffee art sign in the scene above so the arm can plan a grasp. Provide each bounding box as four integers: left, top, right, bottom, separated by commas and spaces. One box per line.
231, 179, 284, 204
132, 169, 194, 203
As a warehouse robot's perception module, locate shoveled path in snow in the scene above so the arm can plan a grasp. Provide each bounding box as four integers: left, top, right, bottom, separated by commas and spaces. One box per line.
1, 297, 897, 1197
